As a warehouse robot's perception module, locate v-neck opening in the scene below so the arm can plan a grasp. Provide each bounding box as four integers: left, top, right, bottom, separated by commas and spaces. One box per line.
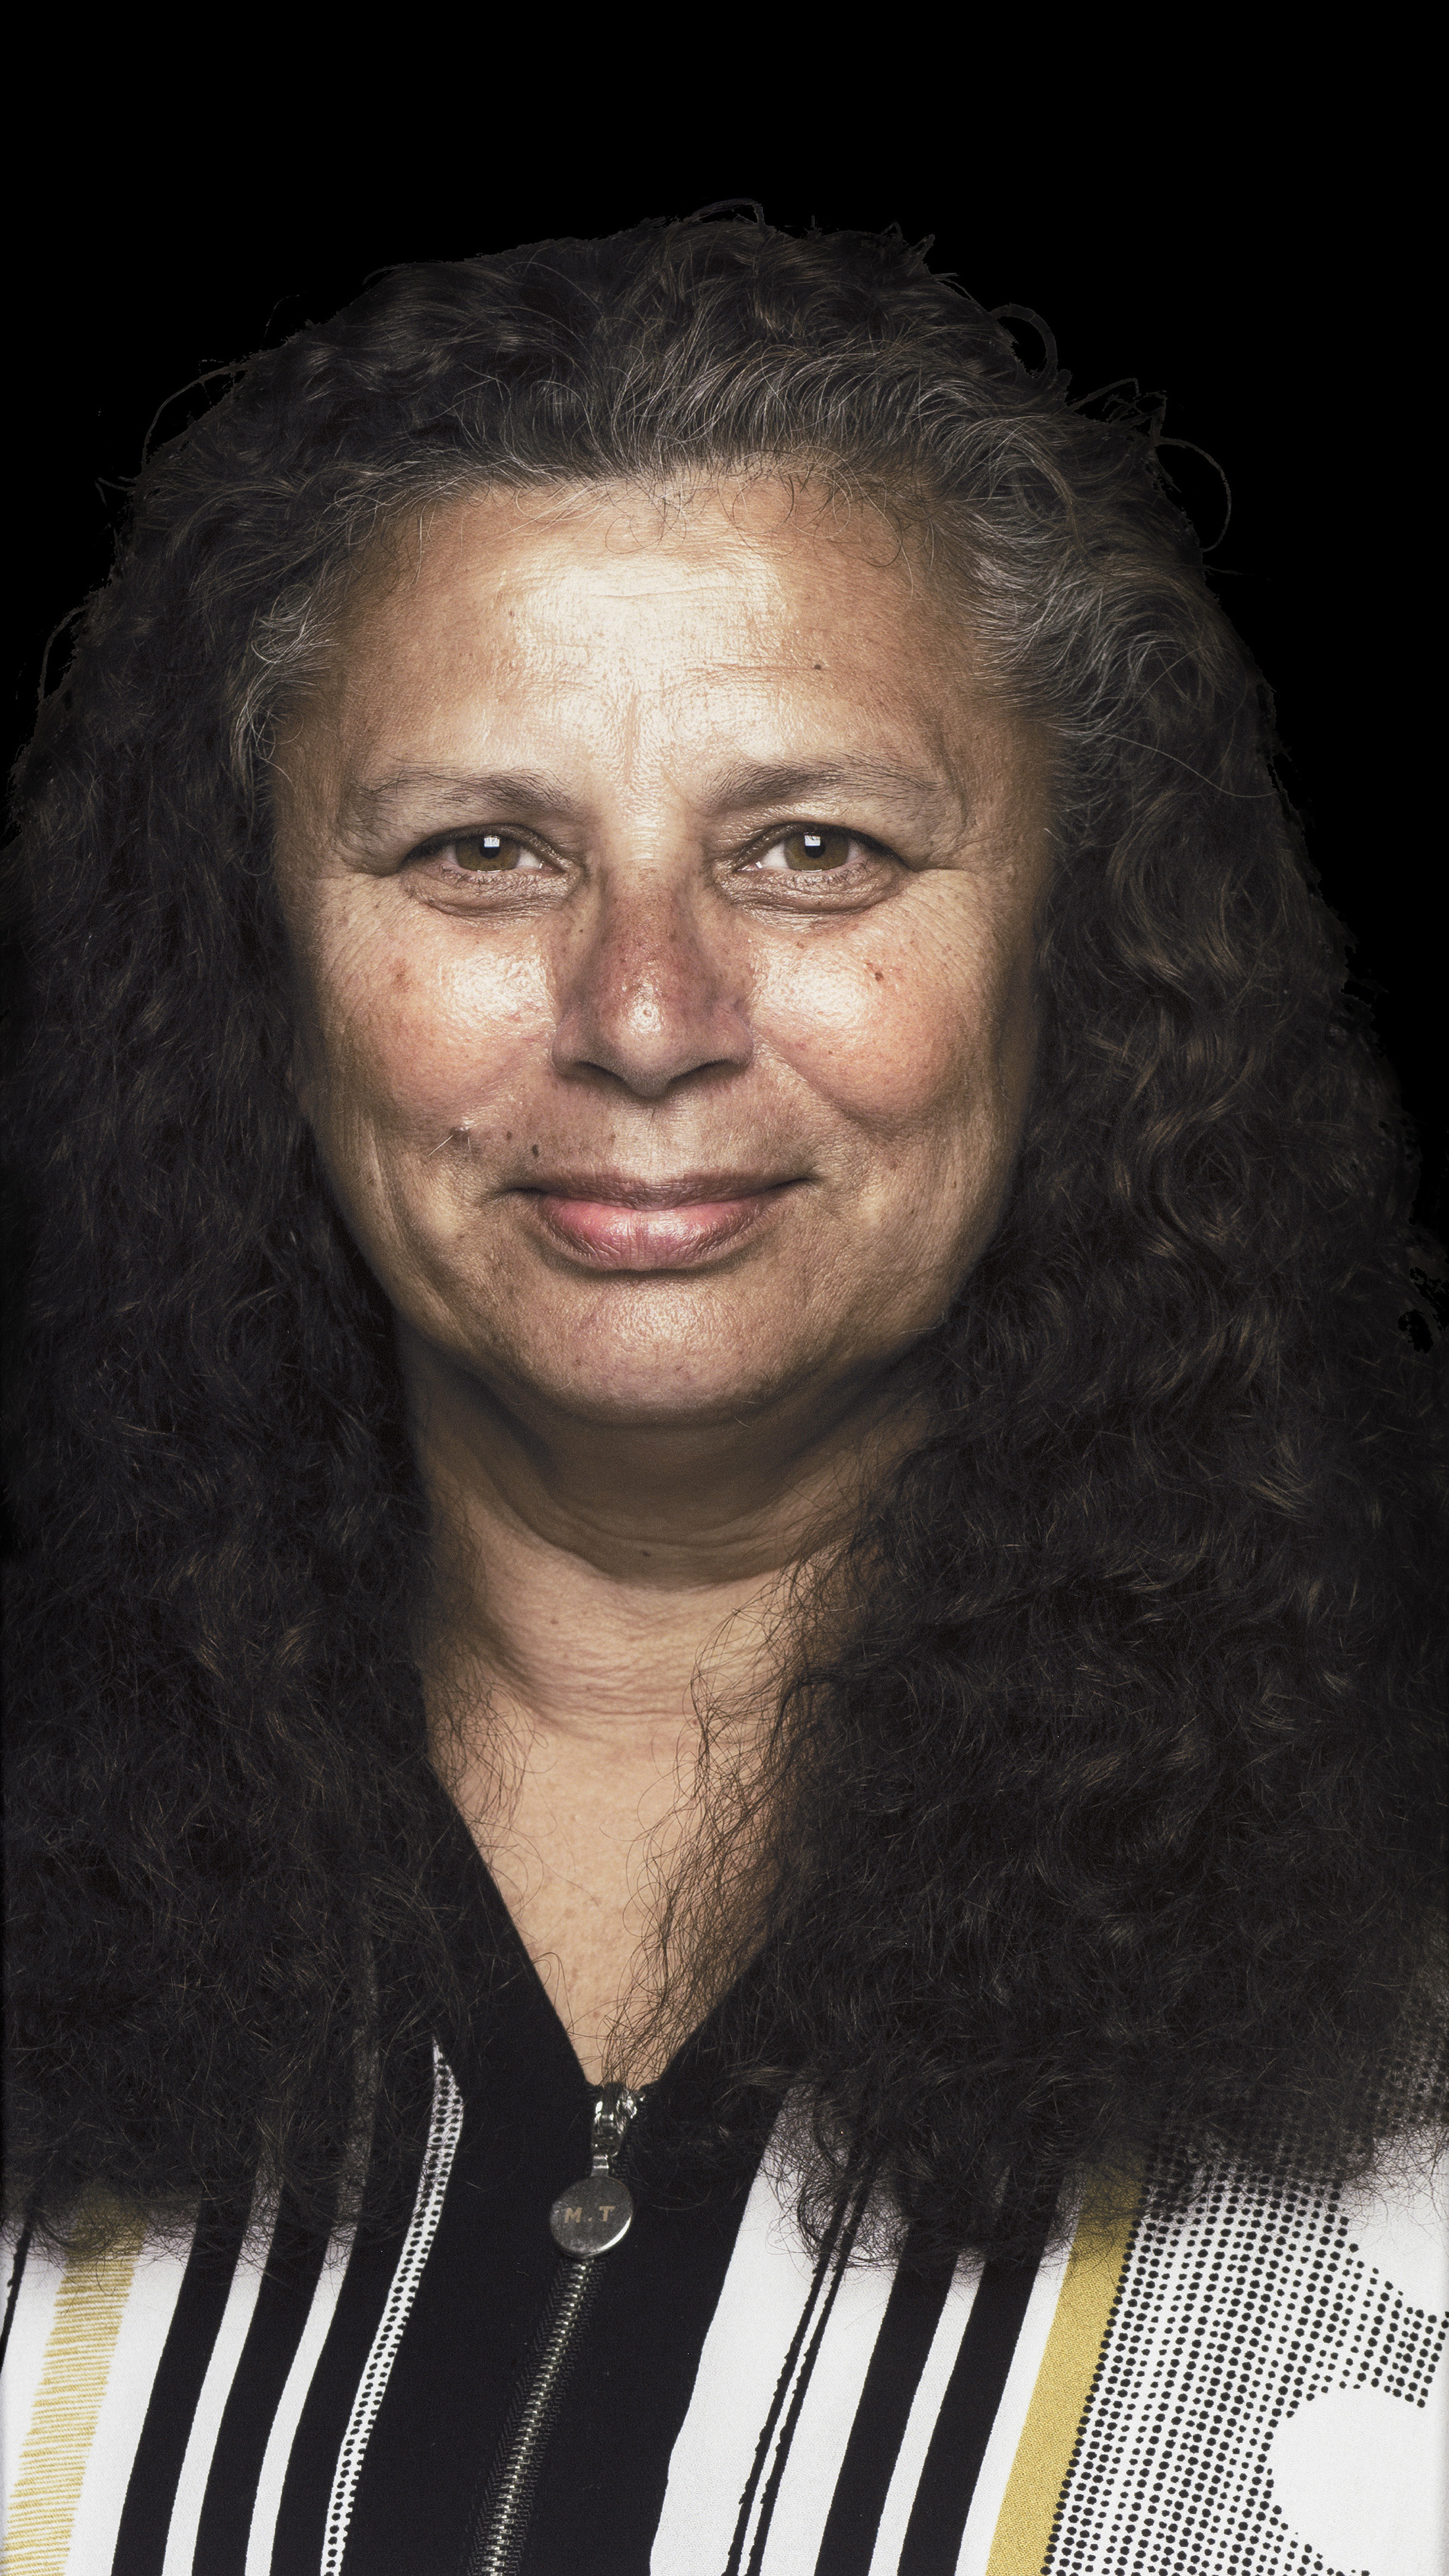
420, 1787, 774, 2125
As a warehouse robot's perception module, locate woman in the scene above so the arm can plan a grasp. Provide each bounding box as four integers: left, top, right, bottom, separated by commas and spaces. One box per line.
2, 216, 1444, 2576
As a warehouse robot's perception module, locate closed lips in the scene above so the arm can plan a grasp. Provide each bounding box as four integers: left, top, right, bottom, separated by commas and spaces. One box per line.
518, 1176, 804, 1268
518, 1173, 803, 1206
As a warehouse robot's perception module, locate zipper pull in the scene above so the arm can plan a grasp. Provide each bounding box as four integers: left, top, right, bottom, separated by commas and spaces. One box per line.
548, 2082, 642, 2256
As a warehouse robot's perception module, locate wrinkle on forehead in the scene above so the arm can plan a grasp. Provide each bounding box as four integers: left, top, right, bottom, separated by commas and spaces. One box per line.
276, 470, 1033, 864
333, 477, 976, 742
364, 469, 935, 607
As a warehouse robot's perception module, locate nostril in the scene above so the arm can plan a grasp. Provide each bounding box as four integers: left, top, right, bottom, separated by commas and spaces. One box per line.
554, 1048, 748, 1105
551, 952, 752, 1097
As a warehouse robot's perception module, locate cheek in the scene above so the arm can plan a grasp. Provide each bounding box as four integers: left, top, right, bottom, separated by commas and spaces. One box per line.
307, 935, 552, 1139
756, 930, 1015, 1136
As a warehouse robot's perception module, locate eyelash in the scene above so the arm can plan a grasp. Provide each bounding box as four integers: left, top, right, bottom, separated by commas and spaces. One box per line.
409, 824, 896, 888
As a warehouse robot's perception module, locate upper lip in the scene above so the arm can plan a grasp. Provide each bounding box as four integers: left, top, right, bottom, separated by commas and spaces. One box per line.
513, 1170, 803, 1207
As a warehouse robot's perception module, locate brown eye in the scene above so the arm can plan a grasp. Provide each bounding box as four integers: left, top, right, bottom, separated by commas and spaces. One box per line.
780, 827, 854, 871
449, 832, 537, 872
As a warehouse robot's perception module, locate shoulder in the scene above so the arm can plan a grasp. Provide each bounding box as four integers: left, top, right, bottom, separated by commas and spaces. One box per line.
2, 2204, 199, 2566
1037, 2144, 1448, 2575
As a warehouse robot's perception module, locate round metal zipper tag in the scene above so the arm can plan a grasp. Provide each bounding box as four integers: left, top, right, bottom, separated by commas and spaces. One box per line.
549, 2171, 635, 2256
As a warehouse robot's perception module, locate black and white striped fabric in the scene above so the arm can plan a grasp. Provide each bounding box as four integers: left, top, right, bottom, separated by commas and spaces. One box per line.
4, 1820, 1446, 2574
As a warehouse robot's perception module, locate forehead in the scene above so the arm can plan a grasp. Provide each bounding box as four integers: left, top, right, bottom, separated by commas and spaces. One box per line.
318, 477, 979, 757
359, 473, 933, 615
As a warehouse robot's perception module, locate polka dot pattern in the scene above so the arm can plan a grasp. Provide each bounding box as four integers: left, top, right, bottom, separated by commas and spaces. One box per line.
1044, 2144, 1447, 2573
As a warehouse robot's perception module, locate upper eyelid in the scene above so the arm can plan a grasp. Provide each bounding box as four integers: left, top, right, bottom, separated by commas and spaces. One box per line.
409, 824, 560, 866
741, 825, 895, 866
405, 820, 900, 868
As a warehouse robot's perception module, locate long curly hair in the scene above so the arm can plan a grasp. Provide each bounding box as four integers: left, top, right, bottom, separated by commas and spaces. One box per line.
5, 216, 1444, 2264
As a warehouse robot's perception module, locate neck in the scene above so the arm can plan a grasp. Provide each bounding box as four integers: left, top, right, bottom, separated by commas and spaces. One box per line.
403, 1322, 912, 1746
400, 1323, 914, 2078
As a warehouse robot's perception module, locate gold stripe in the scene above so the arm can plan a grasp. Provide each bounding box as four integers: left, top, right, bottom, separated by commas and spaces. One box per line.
1, 2208, 145, 2576
983, 2169, 1144, 2576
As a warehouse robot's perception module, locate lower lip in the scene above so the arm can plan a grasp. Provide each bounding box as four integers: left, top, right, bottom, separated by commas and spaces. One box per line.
526, 1189, 791, 1268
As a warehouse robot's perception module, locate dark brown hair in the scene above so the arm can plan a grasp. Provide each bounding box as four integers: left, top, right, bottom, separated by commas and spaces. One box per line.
5, 215, 1444, 2262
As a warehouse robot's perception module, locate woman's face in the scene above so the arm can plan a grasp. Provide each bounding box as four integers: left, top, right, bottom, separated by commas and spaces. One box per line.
273, 480, 1051, 1445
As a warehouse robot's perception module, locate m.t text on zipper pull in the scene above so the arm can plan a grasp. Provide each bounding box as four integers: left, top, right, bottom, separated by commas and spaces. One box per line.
549, 2083, 641, 2256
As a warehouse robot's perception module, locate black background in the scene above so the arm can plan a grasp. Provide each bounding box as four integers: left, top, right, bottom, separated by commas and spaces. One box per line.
9, 132, 1439, 1230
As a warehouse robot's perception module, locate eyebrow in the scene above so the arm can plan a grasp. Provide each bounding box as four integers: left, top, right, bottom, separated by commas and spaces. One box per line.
341, 768, 568, 844
702, 756, 962, 824
340, 756, 964, 843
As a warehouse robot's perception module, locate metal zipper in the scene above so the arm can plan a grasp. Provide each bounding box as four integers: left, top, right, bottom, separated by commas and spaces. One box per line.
465, 2083, 642, 2576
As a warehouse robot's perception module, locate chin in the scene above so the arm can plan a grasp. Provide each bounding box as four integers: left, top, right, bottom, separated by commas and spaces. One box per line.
517, 1350, 798, 1430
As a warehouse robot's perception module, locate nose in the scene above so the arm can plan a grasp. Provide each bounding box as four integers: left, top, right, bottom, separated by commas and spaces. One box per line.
551, 876, 753, 1101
